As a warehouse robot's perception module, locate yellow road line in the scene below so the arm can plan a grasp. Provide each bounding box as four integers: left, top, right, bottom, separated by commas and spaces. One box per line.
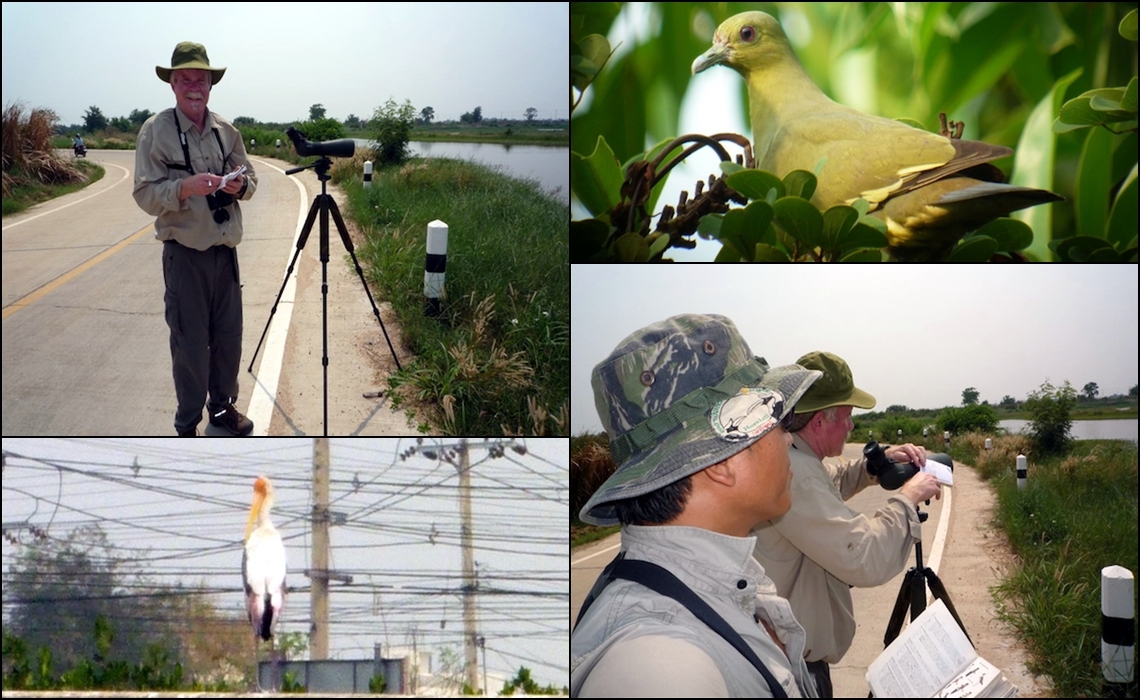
2, 223, 154, 320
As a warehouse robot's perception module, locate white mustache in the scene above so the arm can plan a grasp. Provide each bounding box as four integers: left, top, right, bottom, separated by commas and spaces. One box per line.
187, 93, 204, 100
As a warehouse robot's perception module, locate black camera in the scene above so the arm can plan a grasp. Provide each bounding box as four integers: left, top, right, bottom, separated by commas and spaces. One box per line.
863, 441, 919, 490
286, 126, 355, 158
206, 190, 234, 224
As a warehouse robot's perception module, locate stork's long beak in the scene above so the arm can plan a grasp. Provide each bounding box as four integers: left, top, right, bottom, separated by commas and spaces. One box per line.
245, 491, 264, 541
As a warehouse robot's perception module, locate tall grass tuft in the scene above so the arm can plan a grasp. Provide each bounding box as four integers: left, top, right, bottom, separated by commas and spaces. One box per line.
334, 155, 567, 435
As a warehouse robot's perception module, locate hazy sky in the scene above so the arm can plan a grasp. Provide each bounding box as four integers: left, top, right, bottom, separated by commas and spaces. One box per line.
573, 266, 1139, 435
2, 2, 568, 127
2, 438, 567, 689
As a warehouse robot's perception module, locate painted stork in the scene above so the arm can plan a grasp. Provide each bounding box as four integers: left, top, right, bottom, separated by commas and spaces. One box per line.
243, 475, 286, 641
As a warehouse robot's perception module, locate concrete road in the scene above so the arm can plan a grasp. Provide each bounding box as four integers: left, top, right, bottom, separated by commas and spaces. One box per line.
2, 149, 416, 436
569, 444, 1047, 696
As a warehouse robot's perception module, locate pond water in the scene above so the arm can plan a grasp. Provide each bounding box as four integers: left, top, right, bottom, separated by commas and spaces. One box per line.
998, 419, 1138, 443
354, 139, 567, 203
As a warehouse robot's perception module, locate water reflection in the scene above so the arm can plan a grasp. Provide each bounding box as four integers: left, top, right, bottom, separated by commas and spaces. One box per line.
353, 139, 567, 203
998, 419, 1138, 443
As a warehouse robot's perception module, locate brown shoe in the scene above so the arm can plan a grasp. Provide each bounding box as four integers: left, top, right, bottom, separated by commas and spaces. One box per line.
209, 402, 254, 436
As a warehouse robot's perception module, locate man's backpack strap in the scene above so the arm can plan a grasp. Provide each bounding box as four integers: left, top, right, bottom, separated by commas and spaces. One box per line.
574, 553, 790, 699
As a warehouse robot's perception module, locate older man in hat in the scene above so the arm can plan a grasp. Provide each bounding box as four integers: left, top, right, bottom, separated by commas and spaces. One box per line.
134, 42, 257, 436
572, 314, 823, 698
750, 351, 942, 697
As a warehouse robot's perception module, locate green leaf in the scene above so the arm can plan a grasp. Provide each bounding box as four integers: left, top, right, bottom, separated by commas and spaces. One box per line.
820, 205, 859, 251
839, 248, 886, 262
725, 169, 785, 201
1122, 77, 1138, 112
714, 245, 742, 262
972, 218, 1034, 252
783, 170, 817, 200
1074, 127, 1114, 238
570, 219, 611, 263
754, 244, 792, 262
947, 236, 999, 262
570, 136, 623, 217
1106, 163, 1138, 247
1015, 68, 1080, 261
721, 200, 776, 261
613, 232, 648, 262
841, 221, 890, 251
1052, 236, 1115, 262
1120, 8, 1138, 41
773, 196, 823, 248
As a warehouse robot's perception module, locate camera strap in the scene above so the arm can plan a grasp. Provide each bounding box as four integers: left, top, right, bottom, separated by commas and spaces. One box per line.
576, 553, 789, 698
167, 110, 228, 175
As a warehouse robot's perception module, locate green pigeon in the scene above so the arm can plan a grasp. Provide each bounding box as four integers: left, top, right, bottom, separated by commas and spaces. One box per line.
691, 11, 1062, 261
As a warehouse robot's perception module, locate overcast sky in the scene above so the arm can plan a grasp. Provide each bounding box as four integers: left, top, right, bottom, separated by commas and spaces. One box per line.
1, 438, 567, 690
2, 2, 568, 127
573, 266, 1139, 435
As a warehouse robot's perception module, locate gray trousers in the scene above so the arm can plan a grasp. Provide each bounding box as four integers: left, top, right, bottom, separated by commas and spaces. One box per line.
162, 240, 242, 433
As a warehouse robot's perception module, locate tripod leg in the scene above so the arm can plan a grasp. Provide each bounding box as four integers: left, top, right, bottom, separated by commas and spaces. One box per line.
327, 196, 403, 371
923, 568, 973, 646
248, 198, 320, 372
883, 567, 920, 647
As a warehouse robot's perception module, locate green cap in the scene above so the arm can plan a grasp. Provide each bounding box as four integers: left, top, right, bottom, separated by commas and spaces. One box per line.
793, 351, 876, 413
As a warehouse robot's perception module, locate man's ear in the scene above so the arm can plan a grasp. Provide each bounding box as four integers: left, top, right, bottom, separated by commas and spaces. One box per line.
701, 457, 737, 488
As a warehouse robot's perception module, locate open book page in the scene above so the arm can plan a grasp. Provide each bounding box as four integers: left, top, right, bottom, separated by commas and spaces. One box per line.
866, 599, 975, 697
934, 657, 1004, 697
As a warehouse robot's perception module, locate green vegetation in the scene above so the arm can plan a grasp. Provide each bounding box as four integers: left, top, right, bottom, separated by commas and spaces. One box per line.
330, 154, 568, 435
2, 103, 104, 216
948, 433, 1138, 697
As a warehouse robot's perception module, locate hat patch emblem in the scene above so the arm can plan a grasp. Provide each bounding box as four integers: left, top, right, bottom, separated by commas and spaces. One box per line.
710, 388, 784, 442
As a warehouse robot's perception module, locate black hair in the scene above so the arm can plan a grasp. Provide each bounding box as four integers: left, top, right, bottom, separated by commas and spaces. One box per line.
612, 474, 693, 525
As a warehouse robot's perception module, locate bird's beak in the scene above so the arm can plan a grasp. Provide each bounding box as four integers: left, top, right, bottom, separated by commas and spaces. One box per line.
245, 491, 264, 541
692, 40, 731, 75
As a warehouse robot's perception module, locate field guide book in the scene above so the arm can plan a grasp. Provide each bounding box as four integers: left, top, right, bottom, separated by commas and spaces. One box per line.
866, 599, 1017, 697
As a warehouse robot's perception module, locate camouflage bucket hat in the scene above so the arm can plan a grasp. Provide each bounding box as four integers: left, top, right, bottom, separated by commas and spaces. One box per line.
582, 314, 822, 526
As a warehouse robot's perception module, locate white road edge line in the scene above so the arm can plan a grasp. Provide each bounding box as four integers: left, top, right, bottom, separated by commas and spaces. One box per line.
4, 160, 132, 229
244, 158, 308, 436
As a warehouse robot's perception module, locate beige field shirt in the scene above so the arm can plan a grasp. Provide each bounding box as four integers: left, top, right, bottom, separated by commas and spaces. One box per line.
133, 106, 257, 250
571, 524, 818, 698
751, 434, 922, 664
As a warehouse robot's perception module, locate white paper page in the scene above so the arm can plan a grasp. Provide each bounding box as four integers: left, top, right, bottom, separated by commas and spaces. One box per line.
213, 165, 246, 191
867, 600, 975, 697
922, 460, 954, 486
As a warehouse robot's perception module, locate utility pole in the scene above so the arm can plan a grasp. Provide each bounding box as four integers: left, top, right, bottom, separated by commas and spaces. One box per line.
457, 440, 478, 693
306, 438, 352, 660
401, 438, 526, 693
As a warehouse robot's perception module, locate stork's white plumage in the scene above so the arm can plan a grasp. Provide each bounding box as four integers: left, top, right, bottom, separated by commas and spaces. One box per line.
243, 475, 286, 641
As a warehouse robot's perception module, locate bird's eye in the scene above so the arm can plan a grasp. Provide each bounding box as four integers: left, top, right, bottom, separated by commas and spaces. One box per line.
741, 25, 756, 42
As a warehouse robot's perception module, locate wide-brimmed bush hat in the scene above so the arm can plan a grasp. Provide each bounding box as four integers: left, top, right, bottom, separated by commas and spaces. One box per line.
157, 42, 226, 85
582, 313, 821, 526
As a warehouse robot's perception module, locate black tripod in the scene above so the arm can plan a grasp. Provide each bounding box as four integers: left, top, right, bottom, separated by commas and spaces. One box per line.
248, 156, 401, 436
882, 504, 971, 649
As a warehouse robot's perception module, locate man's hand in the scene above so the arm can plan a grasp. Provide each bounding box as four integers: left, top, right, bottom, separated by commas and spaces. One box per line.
899, 472, 942, 505
179, 172, 221, 200
220, 167, 245, 195
886, 443, 926, 467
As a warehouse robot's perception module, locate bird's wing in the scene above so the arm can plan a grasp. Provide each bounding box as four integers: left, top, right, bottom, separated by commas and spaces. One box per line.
767, 108, 1008, 210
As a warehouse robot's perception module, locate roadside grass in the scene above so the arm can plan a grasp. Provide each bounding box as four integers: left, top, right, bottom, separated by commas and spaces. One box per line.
331, 154, 568, 435
2, 103, 102, 216
949, 433, 1138, 697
